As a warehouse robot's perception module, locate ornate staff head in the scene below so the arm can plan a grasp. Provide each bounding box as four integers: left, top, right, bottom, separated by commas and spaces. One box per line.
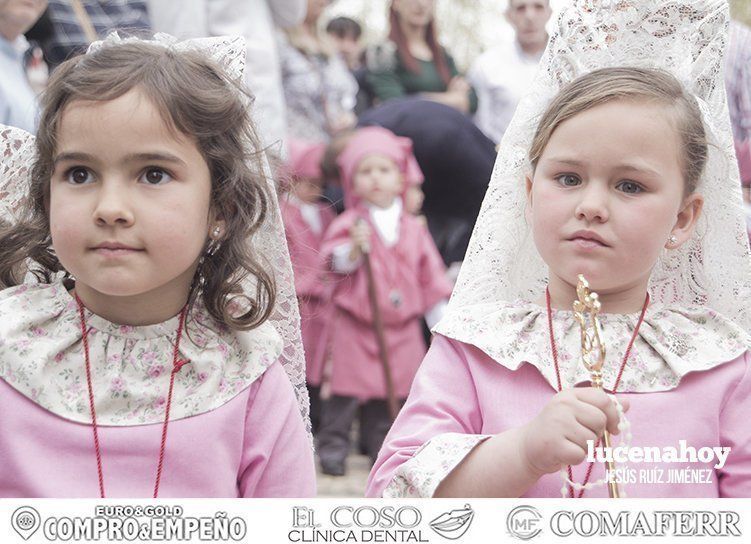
573, 275, 607, 386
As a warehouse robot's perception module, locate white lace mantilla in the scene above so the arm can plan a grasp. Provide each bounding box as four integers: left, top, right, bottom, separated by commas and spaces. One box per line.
0, 282, 283, 426
443, 0, 751, 349
434, 301, 751, 393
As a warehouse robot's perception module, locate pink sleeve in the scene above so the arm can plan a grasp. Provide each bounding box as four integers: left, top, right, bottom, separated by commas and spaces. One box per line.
282, 206, 320, 296
718, 352, 751, 497
320, 211, 358, 272
238, 361, 316, 497
365, 335, 489, 498
735, 138, 751, 185
417, 223, 453, 311
285, 232, 308, 295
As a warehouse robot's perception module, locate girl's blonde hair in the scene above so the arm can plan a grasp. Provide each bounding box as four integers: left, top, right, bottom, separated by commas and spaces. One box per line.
0, 41, 275, 331
529, 67, 708, 194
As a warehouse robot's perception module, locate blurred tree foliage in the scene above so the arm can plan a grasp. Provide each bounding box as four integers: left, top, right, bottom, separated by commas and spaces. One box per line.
730, 0, 751, 25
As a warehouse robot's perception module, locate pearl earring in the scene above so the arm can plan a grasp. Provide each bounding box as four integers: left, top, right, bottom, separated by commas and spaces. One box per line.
667, 234, 678, 246
206, 226, 222, 256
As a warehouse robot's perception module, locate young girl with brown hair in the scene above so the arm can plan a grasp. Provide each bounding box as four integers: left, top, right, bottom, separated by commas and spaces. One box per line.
0, 34, 315, 498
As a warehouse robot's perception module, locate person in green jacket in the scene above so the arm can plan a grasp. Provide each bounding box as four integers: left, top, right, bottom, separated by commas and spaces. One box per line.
365, 0, 477, 115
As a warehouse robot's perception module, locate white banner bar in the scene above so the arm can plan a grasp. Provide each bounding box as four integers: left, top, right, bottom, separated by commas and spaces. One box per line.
1, 498, 749, 544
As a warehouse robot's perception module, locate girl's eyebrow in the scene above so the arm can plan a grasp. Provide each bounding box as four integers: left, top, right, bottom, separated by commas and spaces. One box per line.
122, 152, 188, 167
544, 157, 586, 167
53, 152, 188, 167
544, 157, 661, 178
53, 151, 96, 165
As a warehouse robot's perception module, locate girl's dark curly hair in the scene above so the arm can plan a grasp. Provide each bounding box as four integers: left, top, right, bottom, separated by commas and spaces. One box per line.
0, 41, 276, 330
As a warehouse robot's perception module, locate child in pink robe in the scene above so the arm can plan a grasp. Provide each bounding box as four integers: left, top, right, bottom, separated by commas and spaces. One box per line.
0, 36, 315, 498
280, 138, 336, 431
366, 5, 751, 498
316, 126, 452, 475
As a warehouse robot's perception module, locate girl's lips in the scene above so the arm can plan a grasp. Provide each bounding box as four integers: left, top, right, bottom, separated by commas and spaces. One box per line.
91, 246, 144, 257
569, 237, 608, 249
567, 230, 610, 247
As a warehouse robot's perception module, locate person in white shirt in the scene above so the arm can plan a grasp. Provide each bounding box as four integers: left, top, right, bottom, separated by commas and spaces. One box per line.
468, 0, 551, 145
0, 0, 47, 133
146, 0, 306, 157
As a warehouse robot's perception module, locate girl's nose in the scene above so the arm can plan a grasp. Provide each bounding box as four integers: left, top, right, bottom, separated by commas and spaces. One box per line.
93, 183, 135, 227
575, 183, 609, 222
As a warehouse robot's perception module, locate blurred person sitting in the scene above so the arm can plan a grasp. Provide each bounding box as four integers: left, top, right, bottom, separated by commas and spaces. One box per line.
326, 15, 362, 71
468, 0, 551, 145
0, 0, 47, 132
279, 0, 358, 143
365, 0, 477, 115
326, 15, 371, 114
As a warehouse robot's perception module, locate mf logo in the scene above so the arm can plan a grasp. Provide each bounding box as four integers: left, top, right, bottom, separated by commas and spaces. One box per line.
506, 505, 543, 540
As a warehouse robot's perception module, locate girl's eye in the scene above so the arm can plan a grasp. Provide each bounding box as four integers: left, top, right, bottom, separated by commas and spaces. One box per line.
66, 167, 93, 185
140, 168, 173, 185
617, 180, 643, 194
555, 174, 581, 187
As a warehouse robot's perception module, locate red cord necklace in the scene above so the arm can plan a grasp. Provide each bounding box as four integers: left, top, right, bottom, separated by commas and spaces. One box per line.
75, 294, 190, 498
545, 287, 649, 498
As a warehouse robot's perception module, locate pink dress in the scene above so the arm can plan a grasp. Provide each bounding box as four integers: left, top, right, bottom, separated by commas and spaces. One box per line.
367, 329, 751, 498
735, 138, 750, 185
281, 198, 336, 385
320, 209, 453, 400
0, 363, 315, 498
0, 282, 316, 498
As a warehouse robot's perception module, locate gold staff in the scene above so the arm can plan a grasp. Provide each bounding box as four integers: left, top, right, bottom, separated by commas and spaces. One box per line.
573, 274, 620, 498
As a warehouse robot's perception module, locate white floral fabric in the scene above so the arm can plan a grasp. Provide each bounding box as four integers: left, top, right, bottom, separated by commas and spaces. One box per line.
383, 433, 490, 498
434, 300, 750, 393
0, 281, 283, 426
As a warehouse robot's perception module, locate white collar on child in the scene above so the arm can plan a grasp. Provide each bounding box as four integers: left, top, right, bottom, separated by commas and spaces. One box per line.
286, 193, 323, 235
434, 298, 749, 393
437, 0, 751, 370
0, 281, 283, 425
367, 197, 403, 247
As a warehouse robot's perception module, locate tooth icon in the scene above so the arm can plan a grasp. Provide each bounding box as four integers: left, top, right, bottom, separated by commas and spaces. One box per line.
429, 504, 475, 540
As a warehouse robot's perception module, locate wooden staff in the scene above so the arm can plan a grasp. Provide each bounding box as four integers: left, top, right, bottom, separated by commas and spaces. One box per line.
357, 220, 399, 421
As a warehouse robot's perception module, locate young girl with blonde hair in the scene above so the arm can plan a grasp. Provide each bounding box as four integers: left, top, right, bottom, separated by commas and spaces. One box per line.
367, 0, 751, 498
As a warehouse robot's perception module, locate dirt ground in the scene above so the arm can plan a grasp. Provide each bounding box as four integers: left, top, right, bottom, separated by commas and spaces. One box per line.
315, 452, 371, 498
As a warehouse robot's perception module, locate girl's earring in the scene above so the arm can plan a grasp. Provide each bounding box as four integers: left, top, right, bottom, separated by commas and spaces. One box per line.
667, 234, 678, 247
208, 226, 222, 255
